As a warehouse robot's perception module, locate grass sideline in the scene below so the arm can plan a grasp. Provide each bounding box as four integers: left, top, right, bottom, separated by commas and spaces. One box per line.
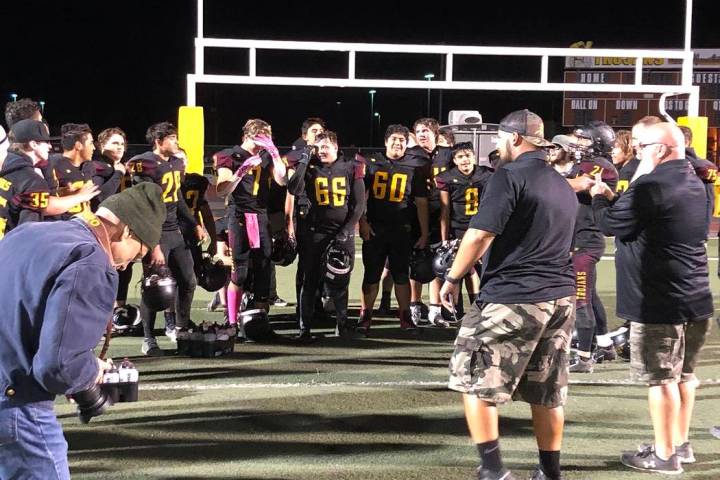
59, 240, 720, 479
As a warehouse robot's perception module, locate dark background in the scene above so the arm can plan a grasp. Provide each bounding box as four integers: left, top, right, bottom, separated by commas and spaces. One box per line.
3, 0, 719, 147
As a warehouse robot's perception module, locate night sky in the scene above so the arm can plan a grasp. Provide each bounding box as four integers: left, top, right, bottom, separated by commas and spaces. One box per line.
3, 0, 719, 148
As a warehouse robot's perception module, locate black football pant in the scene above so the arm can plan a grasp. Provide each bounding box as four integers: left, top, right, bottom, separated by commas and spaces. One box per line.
227, 211, 272, 303
298, 230, 354, 332
573, 247, 603, 354
141, 230, 197, 339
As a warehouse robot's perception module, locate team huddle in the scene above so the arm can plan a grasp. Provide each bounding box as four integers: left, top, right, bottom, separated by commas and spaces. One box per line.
1, 98, 719, 479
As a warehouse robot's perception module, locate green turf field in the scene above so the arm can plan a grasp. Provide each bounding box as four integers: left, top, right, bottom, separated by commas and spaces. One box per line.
59, 238, 720, 479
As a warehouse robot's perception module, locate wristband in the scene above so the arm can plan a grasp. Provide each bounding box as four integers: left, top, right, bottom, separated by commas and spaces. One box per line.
445, 274, 460, 285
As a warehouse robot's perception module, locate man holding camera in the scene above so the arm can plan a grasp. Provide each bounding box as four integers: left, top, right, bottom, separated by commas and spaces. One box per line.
0, 183, 165, 480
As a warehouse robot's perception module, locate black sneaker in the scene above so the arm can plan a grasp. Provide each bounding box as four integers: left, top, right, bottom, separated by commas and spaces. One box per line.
621, 445, 683, 474
596, 345, 617, 361
476, 467, 516, 480
529, 466, 564, 480
141, 338, 164, 357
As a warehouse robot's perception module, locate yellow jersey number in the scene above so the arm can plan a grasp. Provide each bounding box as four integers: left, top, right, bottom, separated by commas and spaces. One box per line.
465, 187, 479, 216
315, 177, 347, 207
372, 172, 407, 203
161, 171, 182, 203
29, 192, 49, 210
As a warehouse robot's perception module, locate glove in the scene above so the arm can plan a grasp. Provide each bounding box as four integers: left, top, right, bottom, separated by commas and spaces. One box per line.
298, 145, 315, 166
254, 135, 279, 159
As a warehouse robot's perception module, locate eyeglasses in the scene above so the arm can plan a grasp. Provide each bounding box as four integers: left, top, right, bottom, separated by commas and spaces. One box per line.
638, 142, 676, 150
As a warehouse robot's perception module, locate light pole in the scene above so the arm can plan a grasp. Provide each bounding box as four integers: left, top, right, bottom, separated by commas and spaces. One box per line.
39, 101, 45, 114
424, 73, 434, 117
374, 112, 381, 134
368, 90, 376, 146
10, 93, 17, 102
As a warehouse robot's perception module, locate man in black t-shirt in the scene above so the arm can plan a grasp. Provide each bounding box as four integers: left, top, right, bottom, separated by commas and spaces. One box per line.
441, 110, 578, 480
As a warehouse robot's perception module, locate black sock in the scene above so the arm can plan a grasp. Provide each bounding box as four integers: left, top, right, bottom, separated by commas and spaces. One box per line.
476, 439, 503, 472
539, 450, 561, 479
380, 291, 391, 303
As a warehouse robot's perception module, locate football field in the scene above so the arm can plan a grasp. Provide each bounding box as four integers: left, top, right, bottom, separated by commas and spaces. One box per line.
60, 238, 720, 479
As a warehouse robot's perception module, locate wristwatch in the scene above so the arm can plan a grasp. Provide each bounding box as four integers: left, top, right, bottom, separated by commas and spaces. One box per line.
445, 274, 460, 285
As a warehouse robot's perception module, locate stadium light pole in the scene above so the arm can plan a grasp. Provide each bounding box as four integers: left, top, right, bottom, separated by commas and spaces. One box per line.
39, 101, 45, 114
10, 93, 17, 102
368, 90, 376, 146
424, 73, 435, 117
374, 112, 381, 134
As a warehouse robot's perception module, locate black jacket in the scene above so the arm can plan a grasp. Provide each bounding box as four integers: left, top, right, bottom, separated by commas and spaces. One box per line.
592, 159, 713, 324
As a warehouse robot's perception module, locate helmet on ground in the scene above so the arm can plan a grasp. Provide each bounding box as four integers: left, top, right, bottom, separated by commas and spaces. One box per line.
141, 265, 177, 312
609, 326, 630, 361
112, 304, 141, 334
240, 309, 275, 341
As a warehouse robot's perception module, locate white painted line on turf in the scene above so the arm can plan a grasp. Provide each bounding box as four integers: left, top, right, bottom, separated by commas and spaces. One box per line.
70, 442, 221, 454
140, 378, 720, 391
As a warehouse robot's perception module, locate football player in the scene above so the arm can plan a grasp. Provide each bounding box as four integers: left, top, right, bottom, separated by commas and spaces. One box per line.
549, 125, 618, 373
215, 119, 287, 336
128, 122, 204, 355
406, 118, 452, 326
359, 125, 430, 333
435, 142, 493, 321
287, 131, 365, 339
82, 127, 127, 211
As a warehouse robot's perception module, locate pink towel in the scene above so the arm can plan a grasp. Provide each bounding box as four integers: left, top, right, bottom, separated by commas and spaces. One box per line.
244, 213, 260, 249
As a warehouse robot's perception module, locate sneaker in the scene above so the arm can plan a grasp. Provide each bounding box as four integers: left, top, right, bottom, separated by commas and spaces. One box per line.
596, 345, 616, 362
621, 445, 683, 474
410, 304, 422, 326
529, 466, 564, 480
638, 442, 695, 464
377, 296, 392, 316
295, 329, 318, 344
712, 426, 720, 439
271, 297, 288, 307
207, 292, 223, 312
357, 309, 372, 335
569, 357, 594, 373
428, 307, 450, 328
400, 310, 417, 330
141, 338, 164, 357
476, 467, 516, 480
165, 326, 177, 343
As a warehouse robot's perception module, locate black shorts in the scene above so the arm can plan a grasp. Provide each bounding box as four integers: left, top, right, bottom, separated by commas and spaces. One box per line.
362, 223, 413, 285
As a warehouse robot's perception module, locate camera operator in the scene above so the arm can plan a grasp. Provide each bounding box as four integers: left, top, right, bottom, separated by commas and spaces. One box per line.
0, 183, 165, 479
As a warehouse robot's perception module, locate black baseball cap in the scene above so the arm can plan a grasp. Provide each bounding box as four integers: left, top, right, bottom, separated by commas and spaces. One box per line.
498, 109, 552, 147
9, 119, 59, 143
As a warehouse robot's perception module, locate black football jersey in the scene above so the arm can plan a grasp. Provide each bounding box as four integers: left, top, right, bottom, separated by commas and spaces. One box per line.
435, 165, 493, 232
405, 145, 452, 216
181, 173, 210, 222
51, 155, 93, 220
364, 152, 429, 226
300, 157, 364, 234
215, 146, 275, 215
563, 156, 618, 249
127, 152, 186, 232
0, 152, 50, 238
616, 157, 639, 194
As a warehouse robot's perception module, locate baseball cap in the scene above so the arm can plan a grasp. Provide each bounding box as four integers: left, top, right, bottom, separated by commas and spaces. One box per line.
9, 119, 59, 143
498, 109, 552, 147
551, 134, 576, 151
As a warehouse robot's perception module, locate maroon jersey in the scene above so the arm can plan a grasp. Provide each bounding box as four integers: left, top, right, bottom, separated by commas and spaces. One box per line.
435, 165, 493, 233
127, 152, 186, 232
215, 146, 275, 216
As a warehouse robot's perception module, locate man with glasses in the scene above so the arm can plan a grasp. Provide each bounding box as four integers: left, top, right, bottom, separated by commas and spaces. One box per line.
615, 115, 661, 194
441, 110, 577, 480
591, 122, 713, 475
0, 183, 165, 480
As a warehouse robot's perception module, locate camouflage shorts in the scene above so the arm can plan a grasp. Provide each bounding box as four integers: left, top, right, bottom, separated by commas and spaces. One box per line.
448, 296, 575, 408
630, 319, 711, 385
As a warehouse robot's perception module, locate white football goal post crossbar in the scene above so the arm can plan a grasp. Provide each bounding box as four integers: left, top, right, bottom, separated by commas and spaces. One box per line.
188, 2, 699, 117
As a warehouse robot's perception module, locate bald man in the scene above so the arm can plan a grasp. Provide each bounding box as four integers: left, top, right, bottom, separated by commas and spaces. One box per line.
591, 122, 713, 475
